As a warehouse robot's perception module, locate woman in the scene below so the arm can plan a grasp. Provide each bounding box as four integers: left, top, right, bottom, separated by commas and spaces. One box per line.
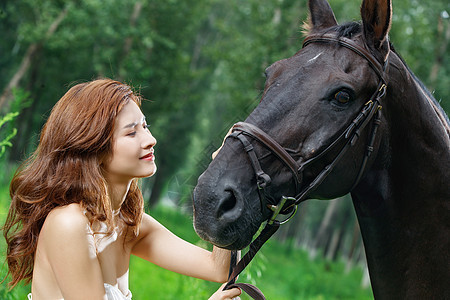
3, 79, 241, 299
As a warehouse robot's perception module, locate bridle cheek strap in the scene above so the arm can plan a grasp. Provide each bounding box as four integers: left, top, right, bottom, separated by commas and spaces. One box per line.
231, 123, 302, 185
230, 132, 272, 211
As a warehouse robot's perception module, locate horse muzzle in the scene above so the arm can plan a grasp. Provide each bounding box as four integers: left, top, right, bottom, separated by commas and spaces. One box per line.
193, 166, 263, 249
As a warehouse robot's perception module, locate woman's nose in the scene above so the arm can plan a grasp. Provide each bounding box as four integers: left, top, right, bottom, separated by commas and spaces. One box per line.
142, 131, 157, 149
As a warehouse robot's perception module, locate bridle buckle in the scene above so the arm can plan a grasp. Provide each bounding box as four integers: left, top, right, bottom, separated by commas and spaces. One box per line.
268, 196, 297, 225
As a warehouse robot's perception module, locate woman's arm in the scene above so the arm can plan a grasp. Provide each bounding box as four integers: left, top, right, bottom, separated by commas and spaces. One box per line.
131, 213, 231, 282
131, 128, 237, 286
40, 204, 107, 300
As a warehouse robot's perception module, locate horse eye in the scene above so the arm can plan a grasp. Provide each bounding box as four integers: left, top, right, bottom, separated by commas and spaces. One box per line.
334, 91, 351, 104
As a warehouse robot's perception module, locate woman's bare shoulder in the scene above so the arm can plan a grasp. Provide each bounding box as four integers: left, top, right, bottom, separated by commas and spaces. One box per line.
41, 203, 91, 242
35, 204, 106, 298
46, 202, 87, 223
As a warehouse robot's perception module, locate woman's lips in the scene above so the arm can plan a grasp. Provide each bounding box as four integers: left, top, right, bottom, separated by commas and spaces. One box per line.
140, 152, 155, 161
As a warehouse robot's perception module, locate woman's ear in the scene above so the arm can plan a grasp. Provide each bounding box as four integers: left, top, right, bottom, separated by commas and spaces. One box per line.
99, 153, 109, 167
361, 0, 392, 51
308, 0, 338, 31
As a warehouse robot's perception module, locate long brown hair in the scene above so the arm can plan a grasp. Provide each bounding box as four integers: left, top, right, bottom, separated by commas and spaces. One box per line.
2, 79, 145, 288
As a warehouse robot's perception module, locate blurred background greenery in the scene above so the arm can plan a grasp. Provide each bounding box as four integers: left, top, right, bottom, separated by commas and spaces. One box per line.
0, 0, 448, 298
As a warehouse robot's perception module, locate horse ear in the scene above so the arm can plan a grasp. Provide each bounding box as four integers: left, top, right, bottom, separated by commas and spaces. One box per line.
308, 0, 338, 31
361, 0, 392, 50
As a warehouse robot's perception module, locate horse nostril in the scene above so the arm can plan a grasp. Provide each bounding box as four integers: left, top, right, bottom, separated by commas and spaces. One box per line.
216, 190, 239, 220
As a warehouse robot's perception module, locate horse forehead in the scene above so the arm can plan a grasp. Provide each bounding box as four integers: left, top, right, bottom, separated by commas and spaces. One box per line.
265, 43, 372, 91
266, 54, 317, 82
306, 52, 324, 64
276, 46, 341, 73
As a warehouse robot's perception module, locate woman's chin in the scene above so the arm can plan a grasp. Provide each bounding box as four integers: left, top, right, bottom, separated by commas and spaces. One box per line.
139, 165, 157, 178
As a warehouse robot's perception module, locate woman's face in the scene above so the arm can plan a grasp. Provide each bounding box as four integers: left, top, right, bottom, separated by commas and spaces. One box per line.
103, 100, 157, 184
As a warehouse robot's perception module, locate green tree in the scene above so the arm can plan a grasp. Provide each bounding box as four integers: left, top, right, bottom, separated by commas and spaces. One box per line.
0, 0, 448, 211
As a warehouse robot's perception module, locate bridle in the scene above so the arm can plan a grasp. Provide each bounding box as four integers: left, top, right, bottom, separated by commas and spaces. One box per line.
223, 33, 390, 299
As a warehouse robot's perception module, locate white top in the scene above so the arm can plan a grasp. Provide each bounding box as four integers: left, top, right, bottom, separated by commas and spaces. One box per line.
105, 283, 132, 300
27, 283, 132, 300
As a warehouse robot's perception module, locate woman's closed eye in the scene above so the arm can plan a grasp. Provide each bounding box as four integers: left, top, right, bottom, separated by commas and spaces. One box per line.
127, 124, 150, 137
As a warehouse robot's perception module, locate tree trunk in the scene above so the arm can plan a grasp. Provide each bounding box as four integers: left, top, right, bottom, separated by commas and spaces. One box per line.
361, 262, 371, 289
325, 227, 341, 260
278, 200, 309, 252
345, 221, 362, 273
117, 2, 143, 81
312, 199, 340, 251
326, 205, 352, 261
0, 7, 68, 112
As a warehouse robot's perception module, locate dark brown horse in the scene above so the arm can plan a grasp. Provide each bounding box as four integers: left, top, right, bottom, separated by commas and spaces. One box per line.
193, 0, 450, 298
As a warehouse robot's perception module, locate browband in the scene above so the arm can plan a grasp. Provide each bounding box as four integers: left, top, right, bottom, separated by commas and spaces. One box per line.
303, 33, 388, 84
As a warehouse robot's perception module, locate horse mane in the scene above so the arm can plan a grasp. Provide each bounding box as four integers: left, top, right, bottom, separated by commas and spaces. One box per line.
332, 21, 362, 38
389, 44, 450, 135
301, 20, 362, 38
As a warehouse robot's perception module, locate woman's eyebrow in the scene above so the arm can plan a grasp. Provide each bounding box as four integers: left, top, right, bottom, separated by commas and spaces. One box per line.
123, 122, 138, 129
123, 116, 146, 129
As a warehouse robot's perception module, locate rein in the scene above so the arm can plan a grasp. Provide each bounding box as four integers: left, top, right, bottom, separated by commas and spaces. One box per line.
223, 34, 389, 299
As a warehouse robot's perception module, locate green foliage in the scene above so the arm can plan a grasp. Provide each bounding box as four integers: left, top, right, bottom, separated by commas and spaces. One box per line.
0, 87, 32, 161
0, 88, 32, 187
0, 112, 18, 158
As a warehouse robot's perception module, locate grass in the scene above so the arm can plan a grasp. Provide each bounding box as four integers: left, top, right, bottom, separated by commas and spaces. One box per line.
0, 185, 373, 299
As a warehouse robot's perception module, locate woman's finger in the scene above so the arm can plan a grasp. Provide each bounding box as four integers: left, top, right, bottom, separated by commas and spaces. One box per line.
222, 287, 241, 299
208, 283, 242, 300
212, 127, 234, 159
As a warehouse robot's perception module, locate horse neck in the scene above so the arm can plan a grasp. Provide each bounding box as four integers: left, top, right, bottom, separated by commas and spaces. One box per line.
385, 53, 449, 192
351, 53, 450, 298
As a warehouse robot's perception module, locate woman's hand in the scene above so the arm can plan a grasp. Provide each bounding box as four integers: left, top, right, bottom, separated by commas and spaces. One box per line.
212, 127, 234, 159
208, 283, 241, 300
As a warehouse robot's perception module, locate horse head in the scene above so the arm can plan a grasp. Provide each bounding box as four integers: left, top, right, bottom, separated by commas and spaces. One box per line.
194, 0, 450, 297
193, 0, 392, 250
